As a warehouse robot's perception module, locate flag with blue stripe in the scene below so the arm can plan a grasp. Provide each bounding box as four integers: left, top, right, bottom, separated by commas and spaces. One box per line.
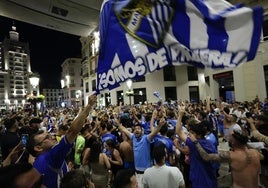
97, 0, 263, 92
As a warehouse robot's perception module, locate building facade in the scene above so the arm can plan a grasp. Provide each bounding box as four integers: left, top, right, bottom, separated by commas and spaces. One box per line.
42, 88, 64, 108
61, 58, 83, 108
0, 25, 35, 111
80, 32, 98, 106
79, 1, 268, 107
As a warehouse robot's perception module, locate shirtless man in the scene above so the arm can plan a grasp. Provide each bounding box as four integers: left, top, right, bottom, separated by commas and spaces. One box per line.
119, 131, 134, 169
190, 129, 263, 188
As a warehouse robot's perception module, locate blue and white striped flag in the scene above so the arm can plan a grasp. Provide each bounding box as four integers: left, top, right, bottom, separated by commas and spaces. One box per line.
153, 91, 162, 99
97, 0, 263, 92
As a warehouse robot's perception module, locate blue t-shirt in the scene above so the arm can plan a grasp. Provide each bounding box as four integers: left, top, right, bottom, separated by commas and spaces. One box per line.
205, 133, 218, 150
154, 134, 174, 166
101, 133, 118, 156
131, 134, 152, 172
101, 133, 118, 145
186, 137, 218, 188
141, 121, 151, 135
166, 119, 177, 130
205, 133, 221, 170
33, 136, 73, 188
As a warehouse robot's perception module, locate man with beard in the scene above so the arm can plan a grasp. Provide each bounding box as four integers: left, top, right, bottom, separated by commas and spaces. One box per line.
115, 116, 164, 188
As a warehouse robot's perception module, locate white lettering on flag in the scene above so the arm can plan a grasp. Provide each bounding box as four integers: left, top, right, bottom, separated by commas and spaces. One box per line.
96, 0, 263, 92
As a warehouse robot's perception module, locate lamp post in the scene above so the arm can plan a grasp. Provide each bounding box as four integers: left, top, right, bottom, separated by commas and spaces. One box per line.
139, 90, 143, 104
29, 73, 40, 116
75, 90, 81, 108
14, 100, 18, 111
4, 99, 10, 111
126, 79, 133, 105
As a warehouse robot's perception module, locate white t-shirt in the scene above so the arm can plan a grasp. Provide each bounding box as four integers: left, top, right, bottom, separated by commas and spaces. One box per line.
226, 123, 242, 141
142, 165, 185, 188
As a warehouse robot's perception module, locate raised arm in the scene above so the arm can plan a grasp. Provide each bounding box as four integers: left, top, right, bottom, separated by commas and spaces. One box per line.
206, 96, 211, 113
102, 153, 111, 169
189, 133, 230, 162
90, 118, 101, 139
175, 106, 187, 142
66, 94, 97, 144
247, 117, 268, 145
148, 117, 164, 141
2, 142, 23, 166
132, 107, 141, 124
114, 117, 132, 139
150, 109, 158, 132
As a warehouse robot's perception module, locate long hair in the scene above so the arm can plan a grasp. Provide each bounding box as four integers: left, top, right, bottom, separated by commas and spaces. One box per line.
88, 141, 102, 163
105, 139, 115, 149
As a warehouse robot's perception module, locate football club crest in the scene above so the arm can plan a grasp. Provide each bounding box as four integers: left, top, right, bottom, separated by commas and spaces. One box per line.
114, 0, 175, 48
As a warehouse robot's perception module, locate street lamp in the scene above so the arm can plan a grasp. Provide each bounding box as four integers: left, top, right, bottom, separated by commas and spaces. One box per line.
4, 99, 10, 111
126, 79, 133, 105
29, 73, 40, 116
139, 90, 143, 104
14, 100, 18, 111
75, 90, 81, 108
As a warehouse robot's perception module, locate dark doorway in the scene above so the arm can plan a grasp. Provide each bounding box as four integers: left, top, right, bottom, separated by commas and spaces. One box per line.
213, 71, 234, 102
219, 86, 235, 103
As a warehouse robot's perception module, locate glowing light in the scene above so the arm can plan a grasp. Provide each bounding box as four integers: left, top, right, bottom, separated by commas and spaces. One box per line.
126, 79, 132, 89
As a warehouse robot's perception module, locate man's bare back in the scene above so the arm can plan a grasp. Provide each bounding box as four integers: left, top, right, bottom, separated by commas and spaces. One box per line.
119, 140, 134, 162
230, 148, 261, 188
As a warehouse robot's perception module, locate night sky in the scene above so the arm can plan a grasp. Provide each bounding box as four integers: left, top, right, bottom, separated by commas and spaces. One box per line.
0, 16, 82, 89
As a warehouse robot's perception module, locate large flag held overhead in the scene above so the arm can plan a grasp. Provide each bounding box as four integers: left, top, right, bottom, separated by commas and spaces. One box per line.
97, 0, 263, 92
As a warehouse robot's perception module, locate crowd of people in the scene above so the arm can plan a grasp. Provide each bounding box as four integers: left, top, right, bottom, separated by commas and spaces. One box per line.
0, 94, 268, 188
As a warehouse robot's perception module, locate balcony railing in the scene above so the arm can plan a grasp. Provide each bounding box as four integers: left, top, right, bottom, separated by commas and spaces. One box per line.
90, 69, 97, 75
